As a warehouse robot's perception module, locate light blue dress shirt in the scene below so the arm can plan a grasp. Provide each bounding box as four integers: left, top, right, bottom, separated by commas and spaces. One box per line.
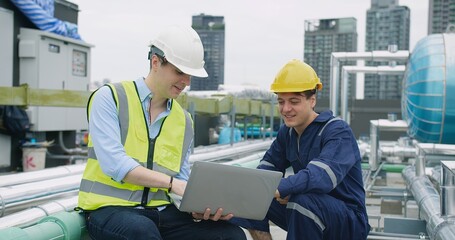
89, 78, 191, 183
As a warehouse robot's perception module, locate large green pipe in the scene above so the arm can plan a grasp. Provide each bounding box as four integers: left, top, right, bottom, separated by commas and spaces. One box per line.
0, 211, 87, 240
361, 163, 407, 173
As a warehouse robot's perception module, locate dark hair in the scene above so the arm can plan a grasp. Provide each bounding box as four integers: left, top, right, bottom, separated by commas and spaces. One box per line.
155, 54, 169, 66
300, 89, 317, 99
148, 46, 169, 67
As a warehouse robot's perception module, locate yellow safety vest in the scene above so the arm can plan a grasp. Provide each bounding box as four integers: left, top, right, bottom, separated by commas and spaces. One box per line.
78, 81, 193, 210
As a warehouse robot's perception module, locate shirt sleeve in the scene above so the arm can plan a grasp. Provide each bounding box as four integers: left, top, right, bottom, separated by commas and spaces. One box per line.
89, 86, 140, 182
174, 140, 192, 181
278, 121, 359, 197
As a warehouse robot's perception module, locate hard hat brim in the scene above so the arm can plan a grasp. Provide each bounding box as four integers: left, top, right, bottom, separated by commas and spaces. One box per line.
270, 82, 322, 93
172, 61, 208, 78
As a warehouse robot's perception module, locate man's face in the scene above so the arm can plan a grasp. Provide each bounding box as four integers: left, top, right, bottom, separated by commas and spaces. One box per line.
277, 92, 316, 133
153, 55, 191, 99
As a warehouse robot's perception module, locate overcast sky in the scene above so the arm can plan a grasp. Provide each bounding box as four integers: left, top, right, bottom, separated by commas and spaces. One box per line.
71, 0, 429, 90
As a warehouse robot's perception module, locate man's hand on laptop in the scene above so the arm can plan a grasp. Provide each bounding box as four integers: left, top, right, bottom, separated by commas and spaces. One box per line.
191, 208, 234, 222
275, 190, 290, 205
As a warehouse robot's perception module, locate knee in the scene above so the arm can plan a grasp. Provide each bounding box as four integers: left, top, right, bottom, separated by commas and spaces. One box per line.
223, 224, 247, 240
87, 217, 160, 240
126, 225, 162, 239
288, 192, 315, 208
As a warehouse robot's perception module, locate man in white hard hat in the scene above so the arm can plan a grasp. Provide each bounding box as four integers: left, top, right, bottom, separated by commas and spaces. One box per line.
77, 25, 247, 240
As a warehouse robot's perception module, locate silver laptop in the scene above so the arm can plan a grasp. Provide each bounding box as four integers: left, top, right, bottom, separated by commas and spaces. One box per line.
170, 161, 282, 220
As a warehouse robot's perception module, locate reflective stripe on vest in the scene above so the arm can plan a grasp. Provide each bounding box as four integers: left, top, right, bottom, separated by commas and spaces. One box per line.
78, 81, 193, 210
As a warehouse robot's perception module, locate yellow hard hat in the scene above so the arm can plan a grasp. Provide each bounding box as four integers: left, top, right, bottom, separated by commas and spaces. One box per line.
270, 59, 322, 93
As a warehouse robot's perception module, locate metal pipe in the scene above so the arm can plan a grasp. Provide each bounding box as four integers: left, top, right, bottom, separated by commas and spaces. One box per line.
340, 66, 406, 122
262, 109, 266, 139
0, 175, 81, 217
370, 121, 379, 171
366, 162, 385, 192
330, 55, 340, 116
0, 196, 78, 229
402, 166, 455, 240
58, 131, 88, 155
415, 143, 455, 177
367, 231, 428, 239
0, 164, 85, 187
380, 145, 416, 159
441, 161, 455, 217
269, 99, 275, 140
222, 152, 264, 167
230, 105, 236, 146
193, 139, 270, 154
330, 50, 409, 116
369, 120, 408, 171
416, 153, 426, 177
341, 67, 349, 121
189, 139, 272, 164
358, 140, 370, 158
332, 51, 410, 62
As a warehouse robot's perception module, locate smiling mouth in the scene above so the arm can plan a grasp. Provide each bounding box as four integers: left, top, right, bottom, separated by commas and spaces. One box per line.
283, 114, 295, 119
174, 85, 184, 91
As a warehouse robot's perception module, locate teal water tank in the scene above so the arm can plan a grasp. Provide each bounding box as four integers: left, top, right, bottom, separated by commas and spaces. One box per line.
402, 33, 455, 143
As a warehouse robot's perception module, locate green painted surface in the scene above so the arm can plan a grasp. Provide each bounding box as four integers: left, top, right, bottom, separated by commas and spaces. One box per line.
0, 86, 280, 118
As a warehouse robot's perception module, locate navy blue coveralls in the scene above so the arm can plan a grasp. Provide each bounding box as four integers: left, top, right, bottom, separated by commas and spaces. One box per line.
232, 110, 370, 240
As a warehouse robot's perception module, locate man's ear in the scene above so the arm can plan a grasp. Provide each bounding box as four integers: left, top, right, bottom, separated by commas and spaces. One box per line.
150, 55, 160, 70
310, 95, 317, 108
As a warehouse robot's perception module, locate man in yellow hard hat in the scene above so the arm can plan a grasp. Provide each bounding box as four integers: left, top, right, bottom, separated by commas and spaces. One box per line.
77, 25, 246, 240
232, 59, 370, 240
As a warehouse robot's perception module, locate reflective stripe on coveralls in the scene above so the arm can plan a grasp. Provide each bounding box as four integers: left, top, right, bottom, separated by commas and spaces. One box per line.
258, 117, 341, 231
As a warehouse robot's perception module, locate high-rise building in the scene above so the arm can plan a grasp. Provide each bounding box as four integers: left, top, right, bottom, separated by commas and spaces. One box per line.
364, 0, 410, 100
191, 14, 225, 91
428, 0, 455, 34
304, 18, 358, 100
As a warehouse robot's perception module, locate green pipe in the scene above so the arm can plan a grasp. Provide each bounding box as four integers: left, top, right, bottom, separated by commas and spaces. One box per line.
0, 211, 87, 240
361, 163, 406, 173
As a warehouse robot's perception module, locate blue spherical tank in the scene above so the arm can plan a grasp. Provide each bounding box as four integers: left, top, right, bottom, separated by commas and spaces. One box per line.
402, 33, 455, 144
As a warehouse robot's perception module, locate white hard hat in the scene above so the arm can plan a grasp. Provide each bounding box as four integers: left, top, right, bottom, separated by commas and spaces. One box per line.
149, 25, 208, 78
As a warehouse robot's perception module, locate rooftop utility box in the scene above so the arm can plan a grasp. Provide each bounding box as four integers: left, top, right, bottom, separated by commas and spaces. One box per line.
18, 27, 93, 131
0, 8, 14, 169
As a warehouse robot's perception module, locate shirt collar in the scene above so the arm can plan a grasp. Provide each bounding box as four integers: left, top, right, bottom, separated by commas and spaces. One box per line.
313, 110, 335, 123
135, 77, 172, 111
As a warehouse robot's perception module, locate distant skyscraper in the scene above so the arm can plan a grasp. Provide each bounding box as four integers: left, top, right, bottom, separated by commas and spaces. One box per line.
364, 0, 410, 100
304, 18, 358, 100
428, 0, 455, 34
191, 14, 225, 90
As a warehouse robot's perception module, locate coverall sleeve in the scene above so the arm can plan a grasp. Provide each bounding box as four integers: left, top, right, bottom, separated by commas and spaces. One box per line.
278, 122, 359, 197
257, 126, 290, 174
